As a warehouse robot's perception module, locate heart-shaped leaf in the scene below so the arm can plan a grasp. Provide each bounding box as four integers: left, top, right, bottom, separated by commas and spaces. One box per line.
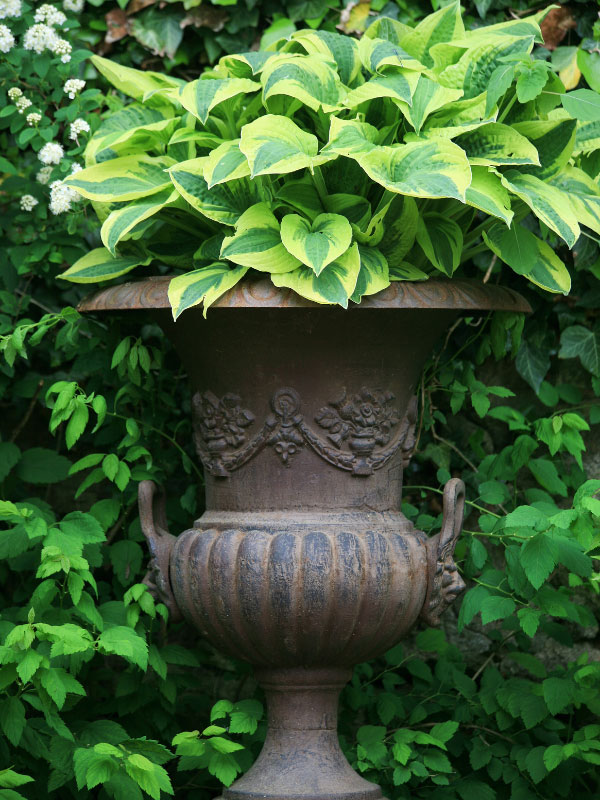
280, 213, 352, 275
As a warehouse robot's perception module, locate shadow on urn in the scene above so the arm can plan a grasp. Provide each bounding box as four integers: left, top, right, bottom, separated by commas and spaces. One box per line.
80, 276, 530, 800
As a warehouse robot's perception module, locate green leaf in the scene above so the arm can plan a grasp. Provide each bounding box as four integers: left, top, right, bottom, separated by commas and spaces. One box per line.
485, 63, 516, 115
561, 89, 600, 121
514, 119, 576, 179
457, 123, 539, 167
101, 189, 178, 256
280, 213, 352, 275
396, 75, 464, 133
0, 770, 34, 789
415, 213, 462, 276
0, 442, 21, 482
110, 541, 144, 586
98, 627, 148, 670
16, 448, 71, 485
0, 697, 26, 746
342, 71, 416, 110
357, 139, 472, 201
516, 61, 550, 103
351, 246, 389, 303
518, 607, 541, 637
64, 156, 174, 203
261, 53, 345, 112
520, 533, 557, 589
543, 677, 572, 715
228, 700, 263, 734
290, 29, 362, 86
480, 596, 516, 624
59, 248, 149, 284
559, 326, 600, 376
203, 141, 250, 188
465, 166, 513, 225
240, 114, 333, 177
529, 458, 567, 496
168, 263, 249, 319
221, 203, 301, 273
379, 196, 420, 263
91, 55, 183, 104
500, 171, 579, 247
16, 650, 43, 683
323, 117, 379, 160
179, 77, 259, 124
483, 223, 571, 295
272, 244, 361, 307
208, 752, 241, 786
551, 167, 600, 236
516, 340, 550, 393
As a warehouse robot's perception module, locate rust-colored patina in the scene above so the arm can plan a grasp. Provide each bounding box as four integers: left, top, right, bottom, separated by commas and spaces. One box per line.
81, 277, 531, 800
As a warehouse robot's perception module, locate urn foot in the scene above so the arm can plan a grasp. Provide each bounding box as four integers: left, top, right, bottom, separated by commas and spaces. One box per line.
220, 668, 385, 800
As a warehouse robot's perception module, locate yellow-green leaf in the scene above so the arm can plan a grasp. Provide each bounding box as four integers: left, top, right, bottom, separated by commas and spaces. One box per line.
101, 188, 178, 256
456, 122, 540, 166
261, 54, 346, 112
203, 140, 250, 188
58, 248, 149, 284
64, 156, 173, 203
351, 245, 390, 302
220, 203, 300, 273
465, 166, 513, 226
179, 77, 260, 124
168, 263, 249, 319
416, 213, 463, 276
272, 244, 361, 307
280, 212, 352, 275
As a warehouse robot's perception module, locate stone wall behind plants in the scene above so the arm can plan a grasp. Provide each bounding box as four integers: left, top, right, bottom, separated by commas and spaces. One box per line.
1, 1, 600, 799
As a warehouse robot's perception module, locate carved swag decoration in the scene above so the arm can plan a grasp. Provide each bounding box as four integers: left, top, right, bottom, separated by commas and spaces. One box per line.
192, 387, 417, 477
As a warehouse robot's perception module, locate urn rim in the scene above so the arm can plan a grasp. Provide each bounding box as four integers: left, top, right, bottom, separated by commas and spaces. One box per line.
78, 275, 532, 314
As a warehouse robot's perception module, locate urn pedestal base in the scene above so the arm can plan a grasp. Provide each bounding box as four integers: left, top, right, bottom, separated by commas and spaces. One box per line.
219, 668, 384, 800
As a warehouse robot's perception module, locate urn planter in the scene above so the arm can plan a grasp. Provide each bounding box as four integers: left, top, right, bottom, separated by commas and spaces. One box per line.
81, 276, 530, 800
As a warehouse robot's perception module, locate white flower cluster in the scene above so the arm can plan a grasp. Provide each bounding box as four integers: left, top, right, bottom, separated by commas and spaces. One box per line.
0, 0, 21, 20
0, 22, 14, 51
37, 166, 53, 184
15, 95, 32, 113
7, 87, 21, 100
23, 22, 72, 61
63, 0, 84, 11
64, 78, 85, 99
26, 111, 42, 125
49, 168, 81, 214
20, 194, 39, 212
69, 117, 90, 140
38, 141, 64, 165
34, 4, 66, 26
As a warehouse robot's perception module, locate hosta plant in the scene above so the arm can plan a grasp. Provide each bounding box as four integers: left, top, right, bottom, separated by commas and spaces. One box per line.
60, 2, 600, 318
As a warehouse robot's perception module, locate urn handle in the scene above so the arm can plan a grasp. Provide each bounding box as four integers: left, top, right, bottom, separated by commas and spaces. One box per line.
138, 480, 181, 621
420, 478, 466, 627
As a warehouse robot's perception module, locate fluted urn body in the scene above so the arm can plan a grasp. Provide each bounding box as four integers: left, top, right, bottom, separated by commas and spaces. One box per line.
81, 277, 530, 800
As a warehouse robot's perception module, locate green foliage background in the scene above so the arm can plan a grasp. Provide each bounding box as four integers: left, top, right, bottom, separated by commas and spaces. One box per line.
1, 1, 600, 799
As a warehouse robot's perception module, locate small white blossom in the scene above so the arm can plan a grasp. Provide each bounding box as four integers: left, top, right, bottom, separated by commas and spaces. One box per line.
69, 117, 90, 140
8, 87, 22, 100
0, 0, 21, 20
38, 142, 64, 165
0, 22, 14, 51
20, 194, 39, 211
52, 37, 71, 62
34, 4, 66, 26
23, 23, 58, 53
70, 162, 82, 174
26, 111, 42, 125
63, 0, 84, 10
37, 165, 53, 184
49, 179, 79, 214
15, 96, 32, 114
64, 78, 85, 99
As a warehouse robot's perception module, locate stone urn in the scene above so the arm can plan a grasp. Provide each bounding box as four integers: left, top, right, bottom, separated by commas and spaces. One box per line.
81, 276, 530, 800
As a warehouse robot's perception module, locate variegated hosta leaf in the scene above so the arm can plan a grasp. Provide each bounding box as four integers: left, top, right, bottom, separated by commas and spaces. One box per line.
357, 139, 472, 201
395, 75, 464, 133
89, 118, 180, 164
358, 37, 428, 75
179, 78, 260, 124
280, 213, 352, 275
275, 179, 323, 221
271, 244, 361, 308
289, 30, 362, 87
203, 140, 250, 188
439, 36, 533, 99
379, 195, 420, 262
574, 119, 600, 156
513, 119, 577, 179
168, 129, 224, 149
58, 248, 150, 283
351, 245, 390, 303
219, 52, 272, 80
240, 115, 334, 177
261, 54, 346, 112
64, 156, 174, 203
342, 70, 417, 110
460, 8, 547, 44
101, 188, 179, 256
351, 193, 393, 245
423, 93, 494, 139
416, 213, 463, 276
398, 1, 465, 69
456, 123, 540, 167
364, 17, 412, 45
500, 170, 580, 247
322, 117, 379, 158
168, 263, 249, 320
465, 166, 513, 226
323, 194, 372, 229
389, 262, 429, 281
169, 158, 260, 225
91, 55, 183, 105
552, 167, 600, 235
220, 203, 301, 273
483, 223, 571, 294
